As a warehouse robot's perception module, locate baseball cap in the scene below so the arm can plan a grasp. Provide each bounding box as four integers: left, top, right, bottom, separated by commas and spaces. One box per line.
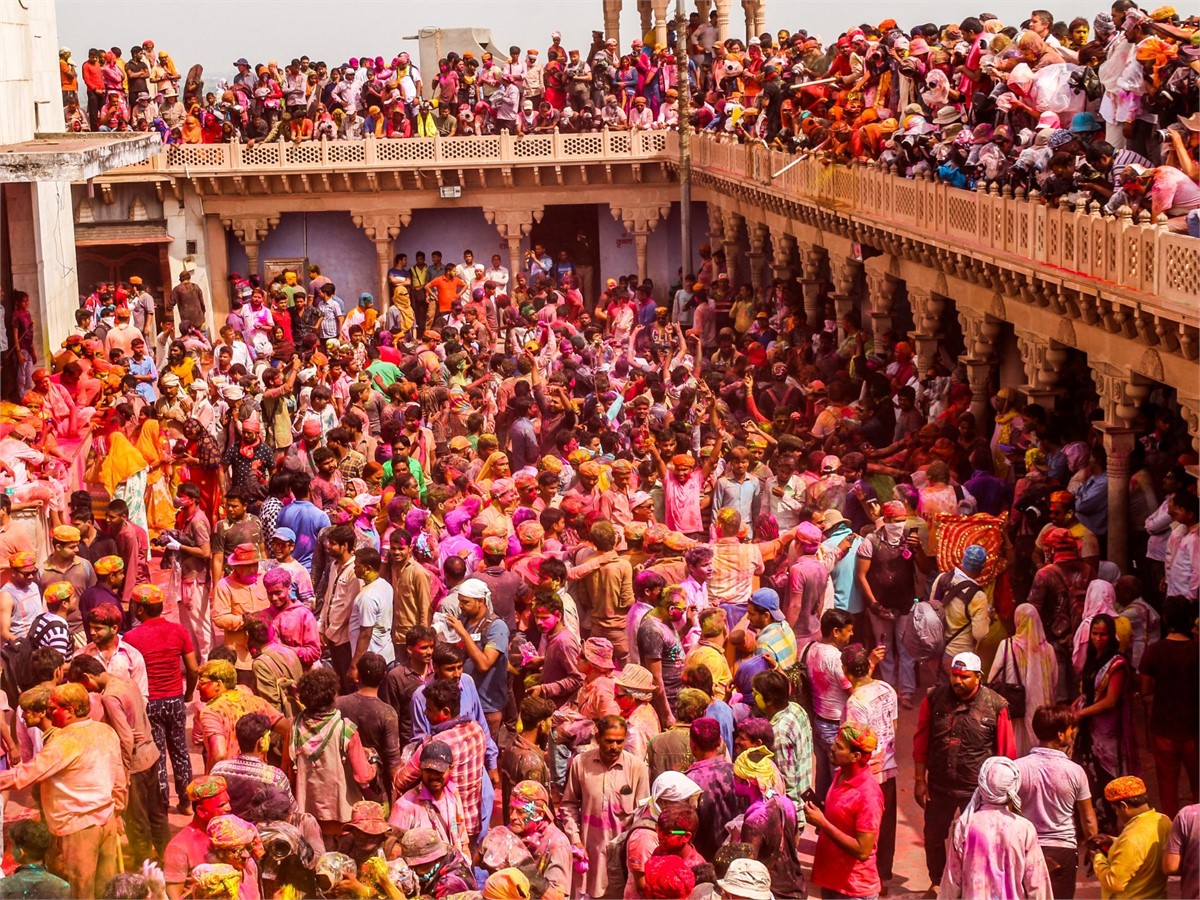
950, 651, 983, 673
419, 741, 453, 773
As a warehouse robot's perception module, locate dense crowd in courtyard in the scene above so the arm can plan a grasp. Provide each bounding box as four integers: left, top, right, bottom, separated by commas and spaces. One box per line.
59, 3, 1200, 232
0, 2, 1194, 899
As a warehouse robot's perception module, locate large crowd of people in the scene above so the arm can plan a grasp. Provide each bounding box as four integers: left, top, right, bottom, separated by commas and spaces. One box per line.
3, 4, 1195, 900
59, 4, 1200, 232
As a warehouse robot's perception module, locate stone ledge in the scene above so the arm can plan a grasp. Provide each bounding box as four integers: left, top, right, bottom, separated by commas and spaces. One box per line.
0, 132, 162, 183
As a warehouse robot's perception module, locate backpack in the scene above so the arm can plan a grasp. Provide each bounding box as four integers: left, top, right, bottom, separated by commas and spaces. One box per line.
905, 575, 979, 661
791, 640, 819, 711
605, 821, 656, 898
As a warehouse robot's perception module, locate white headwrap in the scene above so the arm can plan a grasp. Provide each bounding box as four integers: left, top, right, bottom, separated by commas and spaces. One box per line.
951, 757, 1022, 853
640, 771, 702, 819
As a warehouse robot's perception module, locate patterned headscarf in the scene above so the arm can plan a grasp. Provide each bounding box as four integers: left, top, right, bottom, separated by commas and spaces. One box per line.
733, 747, 778, 795
186, 775, 228, 802
207, 814, 258, 850
188, 864, 241, 899
839, 721, 878, 757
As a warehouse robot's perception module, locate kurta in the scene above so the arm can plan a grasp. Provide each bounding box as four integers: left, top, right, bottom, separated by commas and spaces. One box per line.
559, 747, 649, 898
940, 806, 1053, 900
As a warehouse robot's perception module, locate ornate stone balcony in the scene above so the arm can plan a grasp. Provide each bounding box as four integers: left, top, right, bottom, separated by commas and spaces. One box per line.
680, 134, 1199, 392
110, 130, 674, 195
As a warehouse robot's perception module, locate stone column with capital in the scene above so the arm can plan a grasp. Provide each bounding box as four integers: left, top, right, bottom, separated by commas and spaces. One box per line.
484, 206, 546, 282
714, 0, 732, 42
637, 0, 653, 39
958, 308, 1002, 432
742, 0, 761, 44
906, 285, 942, 372
651, 0, 672, 46
603, 0, 623, 44
610, 202, 671, 285
353, 211, 412, 307
864, 270, 899, 343
769, 227, 796, 285
827, 254, 862, 343
1091, 364, 1139, 569
221, 214, 280, 284
746, 221, 769, 293
796, 240, 826, 327
1013, 328, 1060, 410
721, 211, 743, 290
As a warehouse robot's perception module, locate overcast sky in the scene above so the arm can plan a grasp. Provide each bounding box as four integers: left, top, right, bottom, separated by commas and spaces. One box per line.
57, 0, 1099, 83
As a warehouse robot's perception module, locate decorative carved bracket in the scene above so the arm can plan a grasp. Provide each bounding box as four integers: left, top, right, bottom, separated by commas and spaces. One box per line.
484, 206, 545, 240
221, 214, 280, 246
351, 211, 412, 242
610, 203, 670, 235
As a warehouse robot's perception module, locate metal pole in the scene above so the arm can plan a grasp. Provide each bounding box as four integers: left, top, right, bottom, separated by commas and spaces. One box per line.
675, 0, 692, 282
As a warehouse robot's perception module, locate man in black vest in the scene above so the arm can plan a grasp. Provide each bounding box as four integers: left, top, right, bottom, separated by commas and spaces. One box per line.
913, 650, 1017, 892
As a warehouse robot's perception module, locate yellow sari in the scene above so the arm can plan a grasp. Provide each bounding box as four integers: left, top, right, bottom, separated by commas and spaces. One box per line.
136, 419, 177, 536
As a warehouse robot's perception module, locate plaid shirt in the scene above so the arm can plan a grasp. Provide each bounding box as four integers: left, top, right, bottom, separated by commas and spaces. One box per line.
397, 717, 490, 837
771, 702, 814, 825
338, 448, 367, 483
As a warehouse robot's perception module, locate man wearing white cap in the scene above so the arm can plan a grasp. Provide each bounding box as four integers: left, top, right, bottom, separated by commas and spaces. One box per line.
914, 649, 1018, 892
717, 858, 775, 900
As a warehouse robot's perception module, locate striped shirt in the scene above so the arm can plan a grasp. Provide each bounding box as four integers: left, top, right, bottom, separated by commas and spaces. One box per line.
757, 620, 798, 670
29, 612, 73, 662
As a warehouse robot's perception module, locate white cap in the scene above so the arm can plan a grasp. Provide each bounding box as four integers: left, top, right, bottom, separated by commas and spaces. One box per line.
950, 651, 983, 673
717, 859, 774, 900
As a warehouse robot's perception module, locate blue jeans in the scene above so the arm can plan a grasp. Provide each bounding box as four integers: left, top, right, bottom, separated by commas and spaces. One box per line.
869, 609, 916, 703
813, 714, 840, 800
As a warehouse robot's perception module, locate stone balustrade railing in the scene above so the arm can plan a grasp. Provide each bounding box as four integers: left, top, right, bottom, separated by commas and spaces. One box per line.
115, 129, 672, 172
683, 134, 1200, 322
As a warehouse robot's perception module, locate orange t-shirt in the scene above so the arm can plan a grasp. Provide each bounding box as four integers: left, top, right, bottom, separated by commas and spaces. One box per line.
429, 275, 466, 313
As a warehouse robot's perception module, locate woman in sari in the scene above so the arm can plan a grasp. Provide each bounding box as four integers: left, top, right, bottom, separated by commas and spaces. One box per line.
473, 450, 511, 495
135, 409, 177, 538
179, 417, 224, 527
98, 410, 151, 535
1072, 579, 1118, 675
988, 603, 1058, 755
1073, 613, 1135, 834
180, 112, 203, 144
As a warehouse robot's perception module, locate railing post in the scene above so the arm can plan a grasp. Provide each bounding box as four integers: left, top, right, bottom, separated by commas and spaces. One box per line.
364, 137, 376, 167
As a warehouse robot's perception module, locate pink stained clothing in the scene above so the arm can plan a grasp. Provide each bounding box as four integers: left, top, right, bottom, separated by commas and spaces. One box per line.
0, 718, 126, 836
82, 638, 149, 698
1150, 166, 1200, 217
663, 469, 704, 534
810, 764, 885, 898
268, 601, 322, 665
624, 701, 662, 760
939, 806, 1052, 900
163, 824, 210, 887
390, 782, 471, 864
576, 674, 620, 720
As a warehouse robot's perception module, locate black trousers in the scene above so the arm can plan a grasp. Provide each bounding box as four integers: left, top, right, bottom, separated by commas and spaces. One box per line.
878, 777, 898, 881
1042, 845, 1079, 899
923, 790, 971, 885
126, 766, 169, 863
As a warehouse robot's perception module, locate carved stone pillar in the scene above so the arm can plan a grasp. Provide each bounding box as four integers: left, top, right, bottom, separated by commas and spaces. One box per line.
484, 206, 546, 278
769, 228, 796, 284
746, 221, 769, 293
353, 211, 411, 307
742, 0, 761, 43
797, 241, 825, 327
1014, 328, 1059, 410
958, 308, 1001, 431
603, 0, 623, 44
907, 286, 942, 372
864, 271, 900, 342
707, 203, 725, 248
637, 0, 653, 38
695, 0, 713, 18
610, 202, 671, 285
221, 214, 280, 282
1091, 364, 1138, 569
652, 0, 672, 46
721, 211, 743, 290
714, 0, 732, 42
828, 255, 861, 342
1177, 393, 1200, 456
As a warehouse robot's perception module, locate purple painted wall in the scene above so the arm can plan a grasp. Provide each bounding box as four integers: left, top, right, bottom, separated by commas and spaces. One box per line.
225, 201, 709, 300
